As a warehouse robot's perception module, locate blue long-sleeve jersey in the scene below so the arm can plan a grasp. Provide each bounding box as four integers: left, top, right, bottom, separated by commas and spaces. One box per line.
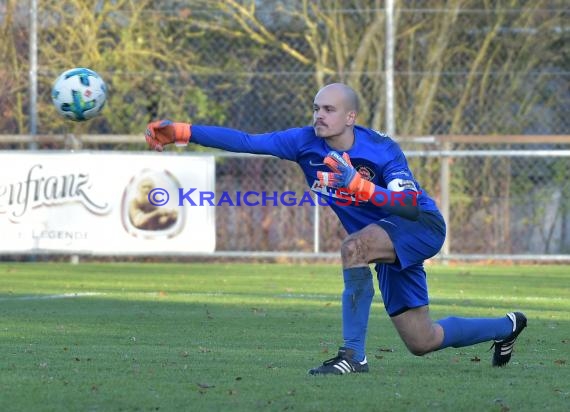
191, 125, 439, 234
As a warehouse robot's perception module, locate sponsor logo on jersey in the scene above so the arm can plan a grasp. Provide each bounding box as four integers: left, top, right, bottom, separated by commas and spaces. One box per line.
355, 165, 375, 181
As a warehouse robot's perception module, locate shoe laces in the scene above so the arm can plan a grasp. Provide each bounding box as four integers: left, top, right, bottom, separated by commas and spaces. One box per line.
489, 336, 514, 352
323, 354, 345, 365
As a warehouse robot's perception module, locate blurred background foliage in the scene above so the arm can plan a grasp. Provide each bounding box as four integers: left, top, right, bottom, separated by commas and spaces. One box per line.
0, 0, 567, 137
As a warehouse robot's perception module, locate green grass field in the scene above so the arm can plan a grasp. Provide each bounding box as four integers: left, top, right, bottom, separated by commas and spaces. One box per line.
1, 263, 569, 412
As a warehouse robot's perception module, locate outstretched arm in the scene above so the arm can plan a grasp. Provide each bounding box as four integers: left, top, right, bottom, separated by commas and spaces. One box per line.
145, 120, 301, 161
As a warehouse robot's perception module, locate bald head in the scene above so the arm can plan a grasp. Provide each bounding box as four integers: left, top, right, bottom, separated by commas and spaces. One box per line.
315, 83, 360, 113
138, 177, 154, 190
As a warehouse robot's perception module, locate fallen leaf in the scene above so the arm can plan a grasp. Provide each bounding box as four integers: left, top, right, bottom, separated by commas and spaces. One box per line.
251, 307, 266, 316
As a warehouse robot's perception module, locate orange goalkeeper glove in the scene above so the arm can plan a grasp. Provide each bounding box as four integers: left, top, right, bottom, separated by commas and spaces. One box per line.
145, 120, 191, 152
317, 151, 375, 199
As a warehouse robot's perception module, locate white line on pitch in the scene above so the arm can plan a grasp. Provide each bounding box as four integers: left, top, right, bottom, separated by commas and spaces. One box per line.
0, 292, 104, 301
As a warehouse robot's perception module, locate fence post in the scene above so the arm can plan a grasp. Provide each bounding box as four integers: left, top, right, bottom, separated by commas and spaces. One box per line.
28, 0, 38, 150
313, 193, 320, 253
440, 140, 451, 262
385, 0, 396, 137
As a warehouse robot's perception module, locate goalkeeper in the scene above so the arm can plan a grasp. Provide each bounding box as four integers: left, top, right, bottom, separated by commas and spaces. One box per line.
145, 83, 527, 375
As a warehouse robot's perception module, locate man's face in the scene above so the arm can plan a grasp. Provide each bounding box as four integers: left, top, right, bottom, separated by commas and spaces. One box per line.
138, 179, 154, 197
312, 87, 355, 138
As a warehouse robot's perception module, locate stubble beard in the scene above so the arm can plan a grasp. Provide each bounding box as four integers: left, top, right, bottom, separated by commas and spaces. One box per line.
314, 124, 330, 138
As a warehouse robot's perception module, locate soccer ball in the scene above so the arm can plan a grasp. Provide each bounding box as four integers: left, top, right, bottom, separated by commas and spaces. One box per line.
51, 68, 107, 121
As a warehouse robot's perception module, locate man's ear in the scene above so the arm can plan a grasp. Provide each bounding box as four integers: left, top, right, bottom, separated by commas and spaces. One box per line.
346, 110, 357, 126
